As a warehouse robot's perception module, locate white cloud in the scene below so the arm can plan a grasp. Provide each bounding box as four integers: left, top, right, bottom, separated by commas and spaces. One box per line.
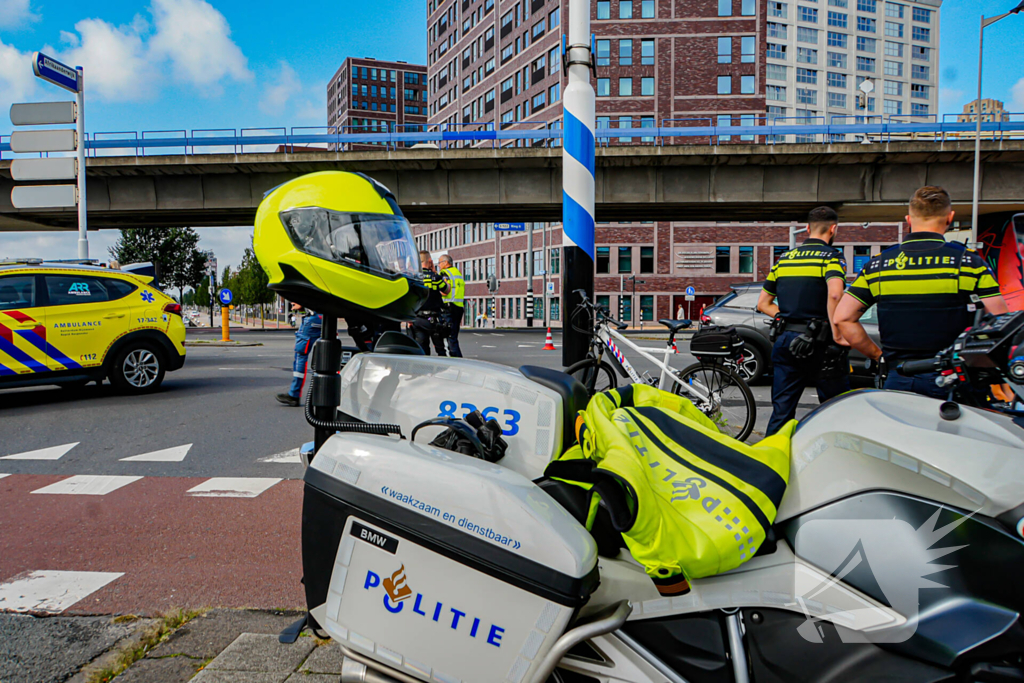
60, 18, 155, 101
0, 0, 39, 28
1012, 78, 1024, 112
0, 37, 39, 114
259, 61, 302, 115
939, 87, 966, 115
149, 0, 251, 89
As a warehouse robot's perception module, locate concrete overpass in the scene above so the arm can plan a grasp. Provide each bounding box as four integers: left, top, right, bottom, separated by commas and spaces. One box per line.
2, 139, 1023, 230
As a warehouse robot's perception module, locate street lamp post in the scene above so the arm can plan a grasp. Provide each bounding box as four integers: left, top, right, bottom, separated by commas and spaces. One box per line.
789, 225, 808, 249
971, 2, 1024, 247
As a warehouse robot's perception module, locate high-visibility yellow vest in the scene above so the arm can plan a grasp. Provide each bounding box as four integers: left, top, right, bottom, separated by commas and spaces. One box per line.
546, 385, 794, 594
441, 266, 465, 307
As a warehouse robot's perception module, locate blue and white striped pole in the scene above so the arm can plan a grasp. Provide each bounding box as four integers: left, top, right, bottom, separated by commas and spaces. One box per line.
561, 0, 596, 367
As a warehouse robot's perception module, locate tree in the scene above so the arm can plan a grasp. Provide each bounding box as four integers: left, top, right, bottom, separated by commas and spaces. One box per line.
109, 227, 208, 303
236, 240, 275, 328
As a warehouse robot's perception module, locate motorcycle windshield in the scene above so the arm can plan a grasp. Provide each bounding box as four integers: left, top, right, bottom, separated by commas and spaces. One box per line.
281, 207, 421, 280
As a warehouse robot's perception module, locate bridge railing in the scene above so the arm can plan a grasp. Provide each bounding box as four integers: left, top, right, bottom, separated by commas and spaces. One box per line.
3, 119, 1024, 159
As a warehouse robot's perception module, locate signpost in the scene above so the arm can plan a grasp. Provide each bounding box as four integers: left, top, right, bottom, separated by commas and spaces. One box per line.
218, 288, 234, 306
685, 285, 696, 319
494, 222, 526, 232
218, 288, 234, 342
10, 52, 87, 258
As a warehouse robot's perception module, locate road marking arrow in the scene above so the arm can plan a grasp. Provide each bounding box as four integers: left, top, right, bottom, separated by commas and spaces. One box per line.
120, 444, 192, 462
31, 475, 143, 496
0, 570, 123, 614
1, 442, 78, 460
186, 477, 282, 498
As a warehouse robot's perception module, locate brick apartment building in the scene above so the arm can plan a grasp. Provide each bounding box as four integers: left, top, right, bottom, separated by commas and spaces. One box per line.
326, 58, 429, 144
409, 1, 936, 328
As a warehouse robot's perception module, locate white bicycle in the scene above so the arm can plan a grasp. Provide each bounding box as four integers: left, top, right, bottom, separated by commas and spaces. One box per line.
565, 290, 756, 441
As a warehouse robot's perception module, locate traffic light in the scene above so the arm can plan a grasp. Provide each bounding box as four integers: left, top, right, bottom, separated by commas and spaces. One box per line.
857, 92, 867, 109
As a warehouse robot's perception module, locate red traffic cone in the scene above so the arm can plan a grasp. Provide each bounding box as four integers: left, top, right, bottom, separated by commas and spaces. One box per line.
543, 328, 557, 351
671, 341, 678, 354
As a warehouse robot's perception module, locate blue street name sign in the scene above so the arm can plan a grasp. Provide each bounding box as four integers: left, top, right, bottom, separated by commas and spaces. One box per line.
494, 222, 526, 232
32, 52, 80, 93
218, 288, 233, 305
685, 286, 696, 296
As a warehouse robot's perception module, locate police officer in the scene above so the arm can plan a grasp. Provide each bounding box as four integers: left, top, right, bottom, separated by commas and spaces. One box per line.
276, 303, 323, 407
758, 207, 850, 435
835, 186, 1008, 399
437, 253, 465, 357
412, 250, 451, 355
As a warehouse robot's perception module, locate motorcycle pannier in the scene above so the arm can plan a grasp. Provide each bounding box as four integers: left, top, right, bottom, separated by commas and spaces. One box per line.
690, 325, 744, 362
302, 433, 599, 683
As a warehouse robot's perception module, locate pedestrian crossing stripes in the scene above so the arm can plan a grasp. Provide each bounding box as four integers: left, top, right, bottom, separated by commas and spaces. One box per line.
120, 444, 192, 462
1, 442, 78, 460
258, 448, 301, 464
0, 474, 9, 480
186, 477, 282, 498
0, 570, 123, 613
31, 475, 143, 496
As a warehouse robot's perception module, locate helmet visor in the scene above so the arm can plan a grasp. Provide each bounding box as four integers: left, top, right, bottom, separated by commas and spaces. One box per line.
280, 208, 421, 279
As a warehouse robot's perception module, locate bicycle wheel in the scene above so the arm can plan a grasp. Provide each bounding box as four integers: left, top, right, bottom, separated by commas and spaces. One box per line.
567, 358, 618, 396
675, 362, 756, 442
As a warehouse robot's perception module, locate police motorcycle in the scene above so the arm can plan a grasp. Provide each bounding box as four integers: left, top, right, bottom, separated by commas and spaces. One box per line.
256, 172, 1024, 683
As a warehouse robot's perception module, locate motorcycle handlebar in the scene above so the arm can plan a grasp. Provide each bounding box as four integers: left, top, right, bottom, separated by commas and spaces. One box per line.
897, 357, 941, 376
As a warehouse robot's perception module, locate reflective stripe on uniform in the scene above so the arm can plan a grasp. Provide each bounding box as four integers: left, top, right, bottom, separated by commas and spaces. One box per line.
441, 266, 465, 307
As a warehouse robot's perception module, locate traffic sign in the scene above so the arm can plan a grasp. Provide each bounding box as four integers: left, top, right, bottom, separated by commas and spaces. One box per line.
10, 101, 77, 125
218, 288, 234, 305
495, 222, 526, 232
33, 52, 80, 93
11, 185, 77, 209
858, 79, 874, 94
685, 295, 695, 301
546, 282, 555, 294
10, 129, 77, 153
11, 158, 77, 181
685, 286, 696, 296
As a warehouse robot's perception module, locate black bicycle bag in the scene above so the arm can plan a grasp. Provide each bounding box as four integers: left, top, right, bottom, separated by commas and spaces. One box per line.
690, 325, 744, 362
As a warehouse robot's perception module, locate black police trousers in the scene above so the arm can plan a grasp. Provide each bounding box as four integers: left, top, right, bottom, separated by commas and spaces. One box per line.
412, 314, 448, 356
446, 305, 464, 358
766, 330, 850, 436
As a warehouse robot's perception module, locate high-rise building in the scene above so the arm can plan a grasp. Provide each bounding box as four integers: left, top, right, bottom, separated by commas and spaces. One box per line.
427, 0, 766, 138
958, 98, 1010, 123
327, 58, 428, 144
765, 0, 941, 134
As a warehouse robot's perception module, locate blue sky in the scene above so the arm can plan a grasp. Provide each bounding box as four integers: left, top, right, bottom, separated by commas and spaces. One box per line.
0, 0, 1022, 273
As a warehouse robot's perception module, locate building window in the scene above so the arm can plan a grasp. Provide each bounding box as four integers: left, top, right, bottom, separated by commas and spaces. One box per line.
883, 60, 903, 76
857, 36, 876, 53
718, 37, 732, 63
621, 296, 632, 322
641, 116, 655, 142
773, 245, 788, 263
828, 91, 847, 108
828, 11, 847, 27
717, 76, 732, 94
620, 39, 633, 65
796, 88, 817, 105
885, 2, 903, 18
620, 0, 633, 18
768, 22, 787, 39
641, 77, 654, 96
767, 85, 787, 101
884, 21, 903, 38
550, 298, 560, 321
617, 116, 632, 142
912, 45, 930, 61
827, 31, 847, 47
796, 67, 817, 84
767, 63, 787, 81
619, 77, 633, 96
549, 7, 560, 26
718, 115, 732, 141
532, 91, 546, 110
884, 40, 903, 57
768, 1, 787, 18
884, 99, 902, 115
642, 0, 655, 17
797, 47, 818, 64
550, 248, 560, 274
640, 246, 654, 273
618, 247, 633, 273
912, 26, 930, 42
641, 39, 654, 64
742, 0, 755, 15
640, 295, 654, 322
596, 39, 610, 66
549, 82, 560, 102
597, 0, 610, 18
857, 56, 876, 72
857, 0, 876, 12
883, 79, 902, 96
828, 51, 848, 68
741, 75, 755, 94
857, 16, 876, 32
799, 6, 818, 23
912, 7, 930, 23
827, 72, 847, 88
767, 42, 787, 59
797, 27, 818, 43
912, 63, 929, 81
597, 78, 610, 96
715, 246, 731, 273
911, 102, 928, 117
719, 0, 732, 16
911, 83, 928, 99
532, 19, 546, 39
738, 246, 753, 274
596, 246, 610, 273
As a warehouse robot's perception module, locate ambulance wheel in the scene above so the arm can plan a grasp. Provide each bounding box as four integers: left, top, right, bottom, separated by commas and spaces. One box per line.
567, 358, 617, 396
110, 342, 166, 394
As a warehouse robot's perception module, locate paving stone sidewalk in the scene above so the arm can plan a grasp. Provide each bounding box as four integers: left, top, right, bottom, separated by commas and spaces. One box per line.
115, 609, 345, 683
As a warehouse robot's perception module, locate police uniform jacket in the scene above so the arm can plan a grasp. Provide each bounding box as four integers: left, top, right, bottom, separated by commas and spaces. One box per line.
846, 232, 1001, 361
762, 238, 847, 322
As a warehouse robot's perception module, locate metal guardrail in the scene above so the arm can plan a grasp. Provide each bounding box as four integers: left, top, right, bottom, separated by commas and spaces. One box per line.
1, 116, 1023, 158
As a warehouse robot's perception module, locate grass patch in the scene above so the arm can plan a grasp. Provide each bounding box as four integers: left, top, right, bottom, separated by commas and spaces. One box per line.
87, 608, 205, 683
111, 615, 139, 624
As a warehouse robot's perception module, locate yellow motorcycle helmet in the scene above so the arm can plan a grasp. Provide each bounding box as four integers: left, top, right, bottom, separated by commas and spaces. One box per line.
253, 171, 427, 321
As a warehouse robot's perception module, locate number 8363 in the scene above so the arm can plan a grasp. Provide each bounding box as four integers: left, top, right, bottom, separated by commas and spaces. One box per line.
437, 401, 521, 436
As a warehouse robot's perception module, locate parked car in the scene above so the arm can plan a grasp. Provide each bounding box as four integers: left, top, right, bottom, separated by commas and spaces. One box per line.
700, 282, 880, 384
0, 260, 186, 393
